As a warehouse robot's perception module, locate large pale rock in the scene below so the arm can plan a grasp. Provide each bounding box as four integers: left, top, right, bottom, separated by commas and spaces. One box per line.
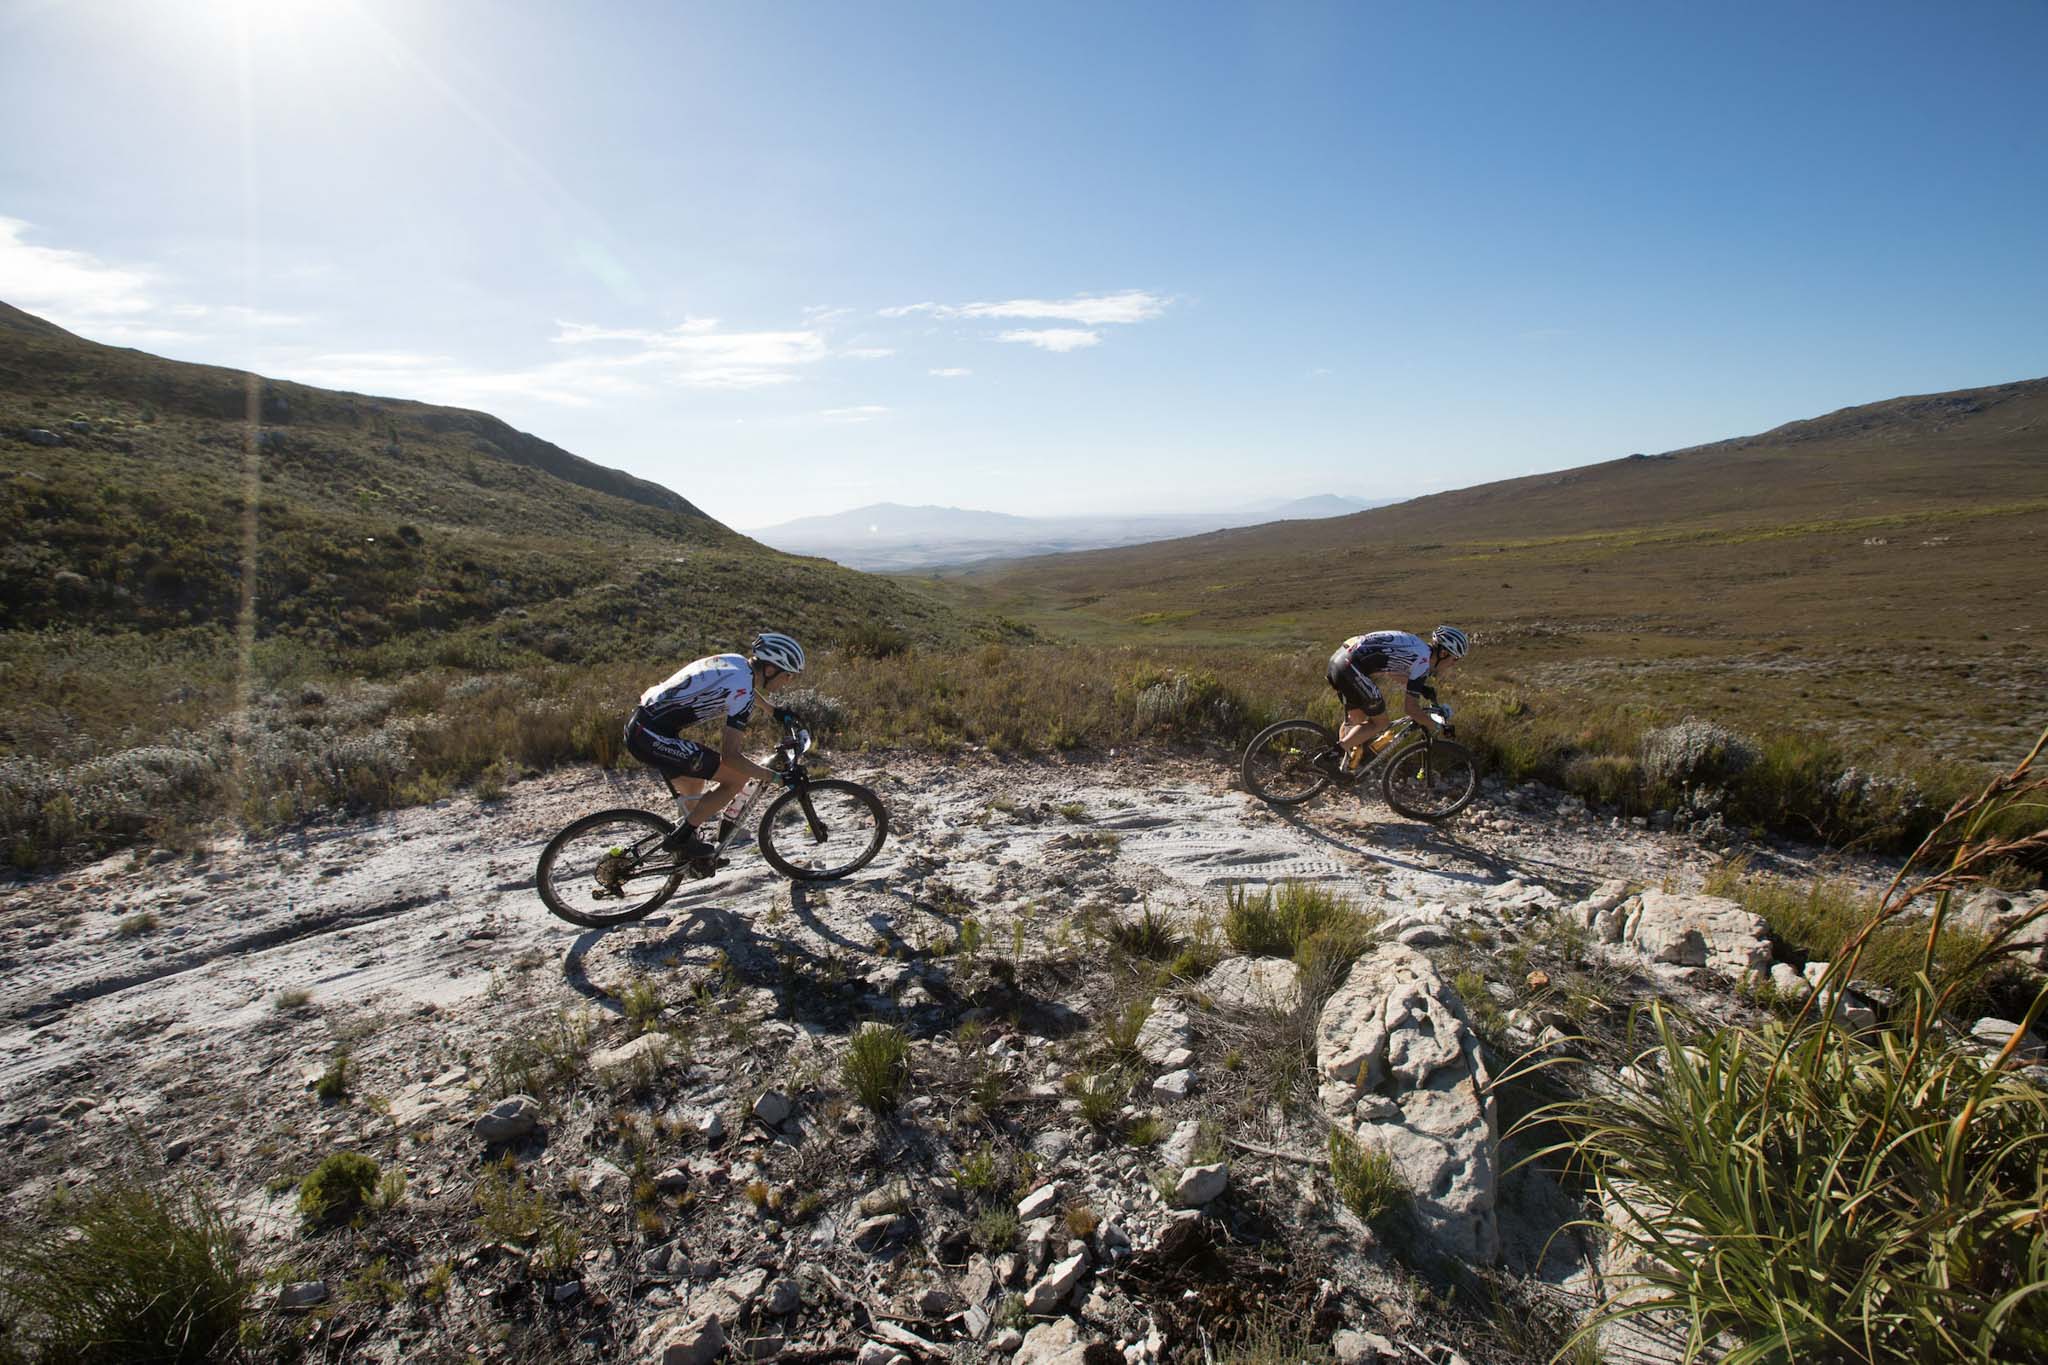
1204, 957, 1301, 1012
1621, 890, 1772, 977
1316, 944, 1499, 1264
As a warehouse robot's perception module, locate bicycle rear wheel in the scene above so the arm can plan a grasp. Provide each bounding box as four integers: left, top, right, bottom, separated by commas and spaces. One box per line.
1380, 739, 1479, 821
1241, 719, 1339, 806
536, 809, 684, 928
758, 780, 889, 880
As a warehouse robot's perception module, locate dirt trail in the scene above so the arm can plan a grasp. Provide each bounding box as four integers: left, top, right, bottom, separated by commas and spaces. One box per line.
0, 752, 1790, 1129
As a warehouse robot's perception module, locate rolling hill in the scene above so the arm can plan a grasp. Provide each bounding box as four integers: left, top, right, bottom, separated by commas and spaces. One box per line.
0, 302, 962, 666
928, 377, 2048, 756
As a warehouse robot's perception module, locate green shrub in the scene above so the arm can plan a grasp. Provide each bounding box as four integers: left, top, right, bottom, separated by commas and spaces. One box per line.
1327, 1129, 1406, 1223
1705, 859, 2008, 1016
841, 1023, 910, 1113
1225, 882, 1381, 990
297, 1151, 381, 1226
313, 1050, 350, 1103
1106, 901, 1180, 959
0, 1178, 252, 1365
1519, 739, 2048, 1361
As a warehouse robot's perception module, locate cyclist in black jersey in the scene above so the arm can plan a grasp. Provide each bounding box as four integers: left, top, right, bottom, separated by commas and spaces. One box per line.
1322, 625, 1470, 772
622, 631, 806, 858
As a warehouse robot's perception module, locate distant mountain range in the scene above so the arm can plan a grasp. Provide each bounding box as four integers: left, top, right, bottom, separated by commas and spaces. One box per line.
749, 495, 1388, 571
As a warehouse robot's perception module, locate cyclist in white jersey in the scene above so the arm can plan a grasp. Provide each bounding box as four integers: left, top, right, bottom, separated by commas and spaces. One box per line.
623, 631, 806, 857
1322, 626, 1470, 771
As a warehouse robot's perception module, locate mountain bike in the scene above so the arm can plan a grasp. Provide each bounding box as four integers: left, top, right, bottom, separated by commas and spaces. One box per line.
1240, 705, 1479, 820
536, 711, 888, 928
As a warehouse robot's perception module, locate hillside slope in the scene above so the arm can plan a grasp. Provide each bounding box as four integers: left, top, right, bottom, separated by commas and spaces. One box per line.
940, 377, 2048, 646
0, 303, 960, 664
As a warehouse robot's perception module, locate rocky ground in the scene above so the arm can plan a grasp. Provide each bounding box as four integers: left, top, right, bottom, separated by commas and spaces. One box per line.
0, 750, 1997, 1364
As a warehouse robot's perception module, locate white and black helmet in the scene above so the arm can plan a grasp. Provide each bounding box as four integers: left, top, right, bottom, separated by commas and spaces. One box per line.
1431, 625, 1470, 659
750, 631, 806, 674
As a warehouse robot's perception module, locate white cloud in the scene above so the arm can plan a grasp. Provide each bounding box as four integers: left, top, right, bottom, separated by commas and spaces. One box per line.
880, 289, 1167, 327
843, 346, 895, 360
0, 218, 314, 349
928, 367, 972, 377
273, 349, 622, 408
821, 404, 890, 422
552, 317, 828, 389
959, 290, 1166, 325
0, 216, 158, 323
998, 328, 1101, 353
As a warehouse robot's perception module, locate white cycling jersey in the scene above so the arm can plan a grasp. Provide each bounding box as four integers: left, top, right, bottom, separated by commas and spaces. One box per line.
637, 654, 756, 734
1334, 631, 1433, 686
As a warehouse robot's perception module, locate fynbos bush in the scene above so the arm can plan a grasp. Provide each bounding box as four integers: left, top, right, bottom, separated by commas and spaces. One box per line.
0, 1177, 254, 1364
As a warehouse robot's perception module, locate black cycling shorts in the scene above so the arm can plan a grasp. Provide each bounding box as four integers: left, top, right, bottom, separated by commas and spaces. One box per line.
623, 710, 721, 781
1326, 652, 1387, 717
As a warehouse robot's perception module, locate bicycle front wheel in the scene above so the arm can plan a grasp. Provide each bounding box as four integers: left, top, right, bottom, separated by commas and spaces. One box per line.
1380, 740, 1479, 821
536, 809, 683, 928
1241, 719, 1338, 806
758, 780, 889, 880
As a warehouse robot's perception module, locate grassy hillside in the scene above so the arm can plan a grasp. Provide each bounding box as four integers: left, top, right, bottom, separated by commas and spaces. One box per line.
0, 301, 960, 663
920, 377, 2048, 761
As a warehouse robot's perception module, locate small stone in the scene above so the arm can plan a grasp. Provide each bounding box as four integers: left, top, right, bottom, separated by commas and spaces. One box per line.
654, 1166, 691, 1193
1150, 1068, 1193, 1101
1171, 1163, 1227, 1208
862, 1179, 912, 1216
475, 1094, 541, 1143
642, 1312, 726, 1365
1333, 1329, 1397, 1363
853, 1213, 911, 1251
1396, 924, 1449, 949
696, 1109, 726, 1143
1972, 1017, 2047, 1061
734, 1333, 785, 1360
992, 1328, 1026, 1355
752, 1090, 792, 1126
552, 1280, 583, 1303
276, 1281, 328, 1310
162, 1133, 201, 1162
764, 1277, 800, 1315
590, 1032, 670, 1073
1024, 1250, 1089, 1315
1016, 1182, 1060, 1220
858, 1343, 908, 1365
1015, 1316, 1100, 1365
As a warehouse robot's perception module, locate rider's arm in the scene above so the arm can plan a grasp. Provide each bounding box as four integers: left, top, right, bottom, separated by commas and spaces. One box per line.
1403, 666, 1437, 728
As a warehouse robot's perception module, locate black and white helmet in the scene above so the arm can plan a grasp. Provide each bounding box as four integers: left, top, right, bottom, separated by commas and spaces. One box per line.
1431, 625, 1470, 659
750, 631, 806, 674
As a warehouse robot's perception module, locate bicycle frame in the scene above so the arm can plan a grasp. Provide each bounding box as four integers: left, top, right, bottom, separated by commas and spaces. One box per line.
1345, 705, 1453, 776
678, 716, 827, 864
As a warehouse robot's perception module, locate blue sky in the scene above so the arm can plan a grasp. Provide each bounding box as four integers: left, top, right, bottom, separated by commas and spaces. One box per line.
3, 1, 2044, 528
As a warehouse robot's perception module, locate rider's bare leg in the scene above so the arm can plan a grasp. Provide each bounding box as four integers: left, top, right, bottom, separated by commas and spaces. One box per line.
1336, 707, 1389, 754
666, 774, 708, 823
681, 759, 755, 830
